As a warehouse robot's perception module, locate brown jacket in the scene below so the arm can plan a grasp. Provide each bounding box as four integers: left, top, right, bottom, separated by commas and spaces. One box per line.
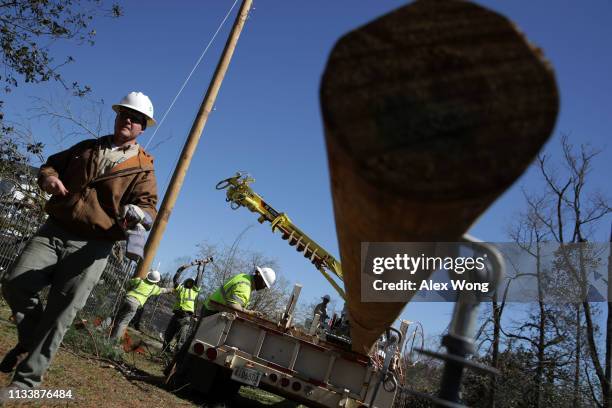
38, 136, 158, 241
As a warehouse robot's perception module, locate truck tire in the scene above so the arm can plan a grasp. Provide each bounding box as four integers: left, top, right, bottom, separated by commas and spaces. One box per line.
164, 358, 189, 392
171, 352, 238, 399
210, 369, 241, 398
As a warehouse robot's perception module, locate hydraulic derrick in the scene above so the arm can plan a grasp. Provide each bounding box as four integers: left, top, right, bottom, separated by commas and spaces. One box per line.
216, 172, 345, 299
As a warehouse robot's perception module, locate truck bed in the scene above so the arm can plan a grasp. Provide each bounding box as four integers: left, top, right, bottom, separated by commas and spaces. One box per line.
182, 304, 396, 407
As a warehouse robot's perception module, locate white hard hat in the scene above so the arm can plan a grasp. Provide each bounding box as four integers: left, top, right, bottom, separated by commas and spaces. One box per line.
255, 266, 276, 289
322, 294, 331, 301
146, 270, 161, 283
112, 91, 156, 127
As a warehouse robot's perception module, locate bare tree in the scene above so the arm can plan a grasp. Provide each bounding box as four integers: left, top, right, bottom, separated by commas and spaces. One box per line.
28, 94, 110, 148
517, 135, 610, 407
475, 136, 610, 407
0, 92, 110, 215
506, 195, 580, 407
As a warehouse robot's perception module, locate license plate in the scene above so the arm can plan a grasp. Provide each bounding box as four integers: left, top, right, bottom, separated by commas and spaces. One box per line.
231, 366, 262, 386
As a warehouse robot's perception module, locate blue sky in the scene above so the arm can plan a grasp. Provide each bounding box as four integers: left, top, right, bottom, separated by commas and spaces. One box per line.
4, 1, 611, 339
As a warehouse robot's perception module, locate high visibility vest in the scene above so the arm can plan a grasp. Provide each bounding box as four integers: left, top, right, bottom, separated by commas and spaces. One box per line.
174, 285, 200, 313
204, 274, 252, 311
127, 278, 161, 307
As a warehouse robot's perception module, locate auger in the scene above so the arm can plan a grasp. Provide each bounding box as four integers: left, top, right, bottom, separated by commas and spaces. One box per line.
216, 172, 345, 299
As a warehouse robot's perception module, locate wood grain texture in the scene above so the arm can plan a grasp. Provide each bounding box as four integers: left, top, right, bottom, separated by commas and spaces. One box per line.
320, 0, 559, 354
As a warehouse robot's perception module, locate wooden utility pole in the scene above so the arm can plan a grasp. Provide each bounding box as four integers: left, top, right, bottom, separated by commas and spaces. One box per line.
136, 0, 253, 278
320, 0, 558, 354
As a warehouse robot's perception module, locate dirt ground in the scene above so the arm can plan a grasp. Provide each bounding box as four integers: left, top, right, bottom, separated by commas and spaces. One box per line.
0, 303, 303, 407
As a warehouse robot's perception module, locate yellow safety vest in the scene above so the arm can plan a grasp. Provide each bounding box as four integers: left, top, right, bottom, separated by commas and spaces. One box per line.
127, 278, 161, 307
204, 274, 252, 311
174, 285, 200, 313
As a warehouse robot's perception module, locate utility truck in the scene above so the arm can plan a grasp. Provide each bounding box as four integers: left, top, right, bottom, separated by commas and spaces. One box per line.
174, 299, 407, 407
167, 173, 407, 407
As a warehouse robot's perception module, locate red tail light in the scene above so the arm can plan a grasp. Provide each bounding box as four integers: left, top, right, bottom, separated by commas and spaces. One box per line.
280, 378, 290, 387
193, 342, 205, 355
292, 381, 302, 392
268, 373, 278, 383
206, 347, 218, 361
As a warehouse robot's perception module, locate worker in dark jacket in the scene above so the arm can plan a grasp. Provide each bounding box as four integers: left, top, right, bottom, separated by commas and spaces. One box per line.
0, 92, 158, 395
163, 257, 212, 351
312, 294, 331, 325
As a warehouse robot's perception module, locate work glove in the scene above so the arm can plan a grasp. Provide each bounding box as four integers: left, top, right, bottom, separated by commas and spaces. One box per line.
191, 256, 213, 266
121, 204, 153, 230
126, 224, 146, 262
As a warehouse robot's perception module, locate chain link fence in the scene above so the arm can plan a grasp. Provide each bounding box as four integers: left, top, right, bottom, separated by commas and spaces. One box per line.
0, 195, 176, 340
0, 199, 46, 277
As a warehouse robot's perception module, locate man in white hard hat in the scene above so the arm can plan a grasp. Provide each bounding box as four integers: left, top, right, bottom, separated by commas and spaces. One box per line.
110, 270, 172, 343
201, 266, 276, 318
0, 92, 158, 394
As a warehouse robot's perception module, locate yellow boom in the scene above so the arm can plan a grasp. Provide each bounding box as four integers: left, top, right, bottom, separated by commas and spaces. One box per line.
216, 172, 345, 299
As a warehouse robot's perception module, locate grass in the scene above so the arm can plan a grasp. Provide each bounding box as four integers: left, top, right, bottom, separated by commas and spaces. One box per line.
0, 301, 306, 407
0, 318, 192, 407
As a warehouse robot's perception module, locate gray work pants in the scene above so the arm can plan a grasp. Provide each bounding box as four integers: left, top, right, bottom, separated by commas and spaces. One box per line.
109, 295, 140, 341
1, 220, 113, 388
163, 312, 192, 351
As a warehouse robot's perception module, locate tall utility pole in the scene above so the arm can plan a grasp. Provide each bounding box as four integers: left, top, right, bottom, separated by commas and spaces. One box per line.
136, 0, 253, 278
